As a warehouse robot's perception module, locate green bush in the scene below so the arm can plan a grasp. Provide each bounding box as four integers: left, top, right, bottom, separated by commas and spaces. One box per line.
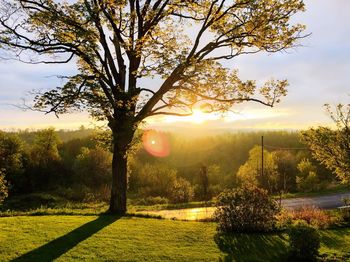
0, 170, 8, 204
288, 221, 320, 261
132, 196, 169, 206
214, 185, 280, 233
1, 193, 61, 211
343, 197, 350, 205
55, 184, 111, 203
73, 146, 112, 188
168, 177, 194, 204
130, 164, 177, 198
339, 206, 350, 223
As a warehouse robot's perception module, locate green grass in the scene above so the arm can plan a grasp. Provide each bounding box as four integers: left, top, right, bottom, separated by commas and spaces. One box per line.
320, 227, 350, 260
1, 215, 350, 261
0, 216, 221, 261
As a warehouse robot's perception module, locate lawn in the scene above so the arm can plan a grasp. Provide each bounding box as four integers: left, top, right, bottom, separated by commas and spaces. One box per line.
0, 216, 221, 261
1, 216, 350, 262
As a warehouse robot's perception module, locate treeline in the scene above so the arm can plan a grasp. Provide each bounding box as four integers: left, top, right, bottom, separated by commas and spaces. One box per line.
0, 128, 336, 205
132, 131, 334, 202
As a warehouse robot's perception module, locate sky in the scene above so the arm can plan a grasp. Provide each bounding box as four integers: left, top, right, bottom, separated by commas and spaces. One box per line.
0, 0, 349, 131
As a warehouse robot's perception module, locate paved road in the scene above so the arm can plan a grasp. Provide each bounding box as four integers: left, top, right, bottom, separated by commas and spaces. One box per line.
139, 191, 350, 221
281, 192, 350, 210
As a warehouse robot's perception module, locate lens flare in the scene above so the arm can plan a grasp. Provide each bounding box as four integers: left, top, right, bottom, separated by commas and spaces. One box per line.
142, 130, 170, 157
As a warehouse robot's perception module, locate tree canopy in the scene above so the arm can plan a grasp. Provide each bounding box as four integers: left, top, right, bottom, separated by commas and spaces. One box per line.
302, 104, 350, 184
237, 145, 278, 192
0, 0, 305, 121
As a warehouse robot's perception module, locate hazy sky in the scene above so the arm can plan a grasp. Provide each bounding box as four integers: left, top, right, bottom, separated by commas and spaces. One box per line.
0, 0, 349, 131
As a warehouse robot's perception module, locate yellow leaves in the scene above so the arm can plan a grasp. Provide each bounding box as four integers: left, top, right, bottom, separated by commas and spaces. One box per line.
205, 0, 306, 52
137, 16, 191, 79
259, 79, 288, 105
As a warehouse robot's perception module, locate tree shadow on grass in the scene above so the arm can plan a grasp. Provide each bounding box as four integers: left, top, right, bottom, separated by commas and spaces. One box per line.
214, 232, 289, 262
11, 215, 120, 262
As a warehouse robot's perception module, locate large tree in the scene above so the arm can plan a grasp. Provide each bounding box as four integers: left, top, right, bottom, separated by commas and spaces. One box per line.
0, 0, 305, 214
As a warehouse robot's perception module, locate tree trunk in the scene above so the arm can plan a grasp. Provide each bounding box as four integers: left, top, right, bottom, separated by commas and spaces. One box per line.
109, 123, 134, 215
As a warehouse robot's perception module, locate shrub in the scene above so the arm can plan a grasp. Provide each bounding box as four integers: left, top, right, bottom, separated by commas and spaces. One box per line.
1, 193, 61, 211
276, 207, 333, 230
73, 146, 112, 188
343, 197, 350, 205
339, 198, 350, 223
275, 209, 294, 229
296, 172, 320, 192
213, 233, 236, 255
0, 170, 8, 204
214, 185, 280, 233
131, 164, 177, 198
296, 159, 322, 192
288, 220, 320, 261
134, 196, 169, 206
65, 184, 112, 203
168, 177, 194, 204
291, 206, 332, 229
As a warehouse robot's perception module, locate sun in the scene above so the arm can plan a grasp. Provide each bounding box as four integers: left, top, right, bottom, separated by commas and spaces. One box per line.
164, 109, 218, 124
186, 110, 208, 124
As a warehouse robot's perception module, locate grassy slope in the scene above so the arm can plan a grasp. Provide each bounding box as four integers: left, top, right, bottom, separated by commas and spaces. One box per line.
1, 216, 350, 262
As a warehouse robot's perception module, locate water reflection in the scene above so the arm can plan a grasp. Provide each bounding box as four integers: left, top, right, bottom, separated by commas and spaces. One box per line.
138, 207, 216, 221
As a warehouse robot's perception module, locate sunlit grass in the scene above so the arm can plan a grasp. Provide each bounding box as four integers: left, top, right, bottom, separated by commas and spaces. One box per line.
0, 216, 221, 261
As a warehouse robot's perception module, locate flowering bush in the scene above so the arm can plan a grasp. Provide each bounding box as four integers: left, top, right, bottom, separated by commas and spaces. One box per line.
214, 185, 280, 233
291, 206, 332, 229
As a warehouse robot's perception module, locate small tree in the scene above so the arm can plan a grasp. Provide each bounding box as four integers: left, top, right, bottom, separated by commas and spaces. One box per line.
130, 163, 177, 198
198, 164, 209, 201
25, 128, 63, 190
214, 185, 280, 233
0, 170, 8, 204
169, 177, 194, 204
0, 132, 24, 192
302, 103, 350, 185
30, 128, 61, 167
272, 150, 297, 193
237, 146, 279, 192
73, 146, 112, 188
296, 158, 319, 192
